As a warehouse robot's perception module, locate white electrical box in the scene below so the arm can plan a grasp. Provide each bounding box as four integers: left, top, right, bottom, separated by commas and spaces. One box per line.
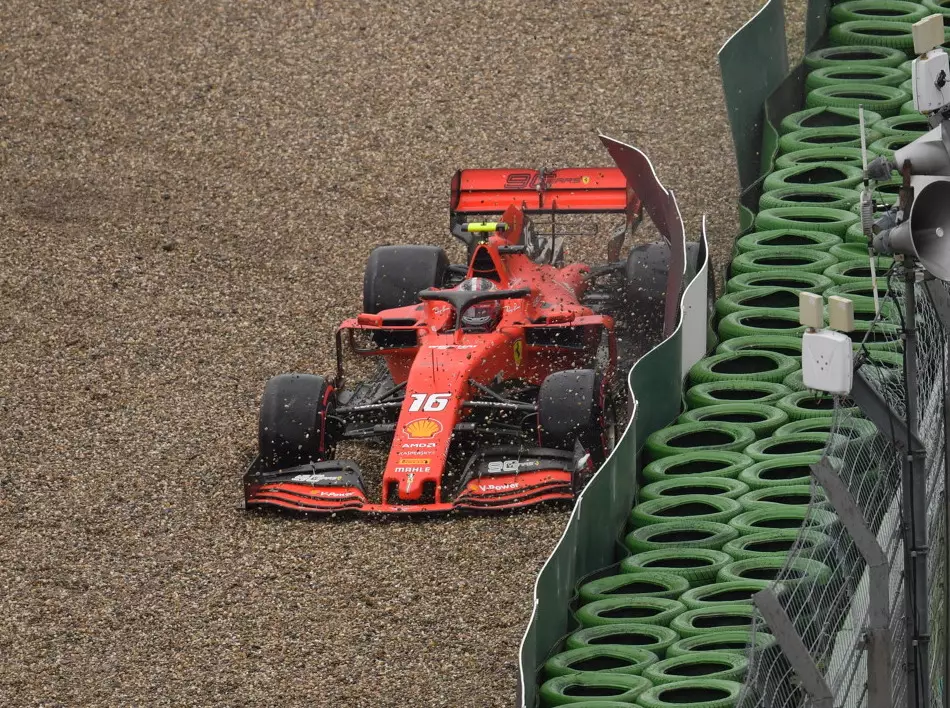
912, 49, 950, 113
802, 330, 854, 395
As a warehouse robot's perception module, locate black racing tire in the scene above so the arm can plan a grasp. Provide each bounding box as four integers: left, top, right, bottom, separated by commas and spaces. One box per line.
828, 20, 917, 53
717, 309, 807, 341
684, 381, 791, 409
642, 653, 748, 685
688, 351, 799, 385
728, 506, 839, 535
578, 572, 692, 604
624, 521, 739, 554
638, 477, 751, 503
774, 417, 879, 440
668, 605, 757, 638
619, 549, 734, 588
362, 244, 449, 314
735, 228, 842, 253
776, 390, 860, 421
565, 623, 680, 655
873, 112, 930, 136
629, 495, 743, 528
831, 0, 929, 24
730, 247, 840, 274
539, 673, 652, 706
677, 403, 789, 439
725, 271, 833, 294
803, 45, 905, 71
774, 146, 865, 169
778, 125, 882, 152
721, 528, 832, 562
806, 82, 910, 118
758, 187, 859, 212
806, 65, 908, 92
626, 240, 672, 338
641, 451, 754, 483
870, 133, 916, 156
667, 631, 777, 657
643, 450, 760, 483
739, 484, 828, 512
743, 432, 835, 462
678, 580, 771, 610
538, 369, 612, 465
636, 679, 744, 708
715, 289, 806, 318
736, 456, 822, 490
717, 556, 833, 587
763, 162, 864, 191
643, 422, 756, 460
753, 208, 859, 238
574, 597, 688, 629
543, 645, 660, 679
715, 335, 803, 361
258, 373, 335, 472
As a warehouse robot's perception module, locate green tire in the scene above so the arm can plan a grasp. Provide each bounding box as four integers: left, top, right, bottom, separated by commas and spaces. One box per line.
848, 319, 903, 351
629, 495, 743, 528
715, 335, 803, 361
575, 597, 688, 629
774, 146, 865, 169
780, 367, 807, 392
763, 162, 864, 191
830, 0, 929, 24
678, 580, 772, 610
736, 456, 823, 489
636, 679, 744, 708
738, 484, 827, 512
668, 605, 757, 638
776, 390, 862, 421
641, 451, 754, 483
900, 99, 921, 115
638, 477, 751, 503
728, 506, 839, 535
624, 521, 740, 555
825, 281, 894, 304
565, 623, 680, 656
828, 20, 917, 53
735, 228, 842, 253
873, 112, 929, 137
667, 631, 777, 657
642, 652, 748, 685
753, 207, 859, 237
730, 247, 840, 275
925, 0, 950, 16
778, 125, 883, 152
726, 271, 833, 294
578, 571, 692, 604
720, 528, 832, 562
619, 549, 735, 588
717, 556, 833, 587
743, 432, 835, 462
803, 45, 905, 70
806, 65, 908, 92
543, 645, 660, 679
539, 673, 652, 706
774, 417, 879, 440
717, 309, 808, 340
688, 351, 799, 385
870, 134, 916, 156
823, 258, 895, 284
759, 186, 860, 212
806, 81, 911, 118
644, 422, 757, 460
684, 381, 791, 409
677, 403, 789, 439
829, 242, 873, 261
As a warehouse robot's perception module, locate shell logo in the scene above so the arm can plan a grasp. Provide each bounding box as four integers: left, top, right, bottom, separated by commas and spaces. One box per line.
403, 418, 443, 439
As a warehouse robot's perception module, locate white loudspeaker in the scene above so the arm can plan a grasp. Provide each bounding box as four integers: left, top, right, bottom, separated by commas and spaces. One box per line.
892, 123, 950, 177
874, 179, 950, 280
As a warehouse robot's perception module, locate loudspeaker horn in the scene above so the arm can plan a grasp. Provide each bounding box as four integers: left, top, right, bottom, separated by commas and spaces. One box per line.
874, 179, 950, 280
892, 122, 950, 177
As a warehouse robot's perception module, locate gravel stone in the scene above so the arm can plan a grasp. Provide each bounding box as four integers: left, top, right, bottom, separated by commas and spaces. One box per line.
0, 1, 791, 705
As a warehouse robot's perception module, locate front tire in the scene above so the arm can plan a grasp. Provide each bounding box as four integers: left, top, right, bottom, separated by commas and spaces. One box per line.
538, 369, 615, 466
258, 373, 335, 472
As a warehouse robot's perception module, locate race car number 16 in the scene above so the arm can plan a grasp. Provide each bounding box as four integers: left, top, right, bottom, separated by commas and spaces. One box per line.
408, 393, 450, 412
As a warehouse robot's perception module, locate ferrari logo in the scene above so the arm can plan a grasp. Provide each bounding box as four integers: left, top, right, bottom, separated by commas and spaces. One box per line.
582, 175, 590, 184
513, 339, 523, 367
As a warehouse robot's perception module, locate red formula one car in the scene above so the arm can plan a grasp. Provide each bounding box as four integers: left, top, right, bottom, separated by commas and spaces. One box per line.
243, 146, 686, 514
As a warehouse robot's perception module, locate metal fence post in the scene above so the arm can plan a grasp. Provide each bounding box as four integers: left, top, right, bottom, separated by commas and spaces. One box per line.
812, 459, 891, 708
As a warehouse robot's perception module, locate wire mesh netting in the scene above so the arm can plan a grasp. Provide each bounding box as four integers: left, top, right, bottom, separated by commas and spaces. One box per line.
738, 267, 949, 708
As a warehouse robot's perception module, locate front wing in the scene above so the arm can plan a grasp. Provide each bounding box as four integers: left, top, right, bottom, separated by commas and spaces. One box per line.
242, 447, 589, 515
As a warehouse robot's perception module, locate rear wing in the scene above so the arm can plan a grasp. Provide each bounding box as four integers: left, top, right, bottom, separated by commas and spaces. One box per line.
450, 168, 642, 217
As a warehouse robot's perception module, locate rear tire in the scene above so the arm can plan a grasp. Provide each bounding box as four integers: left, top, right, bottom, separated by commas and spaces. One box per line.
258, 373, 335, 472
362, 244, 449, 314
626, 241, 671, 340
538, 369, 614, 466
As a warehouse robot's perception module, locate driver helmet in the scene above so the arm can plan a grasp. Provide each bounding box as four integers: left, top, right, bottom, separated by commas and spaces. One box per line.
457, 277, 501, 330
